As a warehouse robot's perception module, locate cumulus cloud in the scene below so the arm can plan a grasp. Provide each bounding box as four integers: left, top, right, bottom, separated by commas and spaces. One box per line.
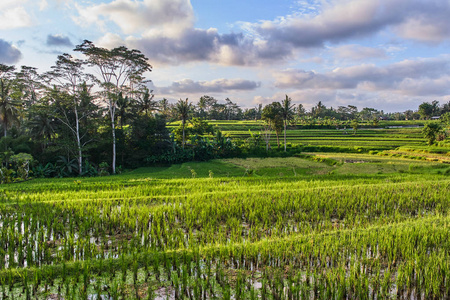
46, 34, 73, 47
158, 78, 261, 94
92, 32, 275, 66
0, 39, 22, 64
274, 56, 450, 97
0, 4, 33, 29
75, 0, 287, 66
76, 0, 450, 66
73, 0, 195, 36
256, 0, 398, 48
71, 0, 296, 65
393, 1, 450, 43
331, 44, 387, 61
255, 0, 450, 47
100, 29, 292, 66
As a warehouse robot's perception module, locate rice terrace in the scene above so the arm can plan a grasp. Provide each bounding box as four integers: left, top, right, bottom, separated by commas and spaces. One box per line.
1, 117, 450, 299
2, 0, 450, 298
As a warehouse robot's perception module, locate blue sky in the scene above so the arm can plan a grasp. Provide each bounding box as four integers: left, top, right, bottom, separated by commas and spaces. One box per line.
1, 0, 450, 112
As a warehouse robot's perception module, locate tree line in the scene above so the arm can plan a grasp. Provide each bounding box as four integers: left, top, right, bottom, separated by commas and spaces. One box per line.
0, 41, 448, 180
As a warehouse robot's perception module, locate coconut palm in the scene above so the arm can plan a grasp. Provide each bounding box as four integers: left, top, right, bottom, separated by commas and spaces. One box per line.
281, 95, 295, 152
27, 108, 55, 144
262, 102, 283, 149
158, 98, 170, 117
175, 98, 191, 149
136, 88, 158, 116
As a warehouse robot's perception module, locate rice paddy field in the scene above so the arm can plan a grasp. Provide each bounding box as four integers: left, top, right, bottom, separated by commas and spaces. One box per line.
1, 124, 450, 299
168, 120, 427, 150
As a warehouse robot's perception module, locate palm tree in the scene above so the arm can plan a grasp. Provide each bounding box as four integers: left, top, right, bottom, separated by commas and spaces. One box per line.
281, 95, 295, 152
27, 107, 55, 150
175, 98, 191, 149
197, 96, 208, 119
116, 92, 132, 128
158, 98, 169, 117
262, 102, 283, 149
0, 78, 22, 137
136, 88, 158, 116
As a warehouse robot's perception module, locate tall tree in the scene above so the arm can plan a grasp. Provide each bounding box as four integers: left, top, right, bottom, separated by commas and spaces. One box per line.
197, 96, 208, 119
175, 98, 191, 149
359, 107, 378, 121
158, 98, 170, 117
280, 95, 295, 152
116, 92, 132, 128
16, 66, 44, 108
256, 103, 262, 120
224, 98, 240, 120
441, 101, 450, 115
296, 103, 306, 117
27, 104, 55, 151
45, 54, 95, 175
311, 101, 326, 118
418, 102, 435, 120
197, 95, 218, 119
0, 65, 22, 138
262, 102, 283, 149
75, 40, 152, 174
136, 88, 158, 116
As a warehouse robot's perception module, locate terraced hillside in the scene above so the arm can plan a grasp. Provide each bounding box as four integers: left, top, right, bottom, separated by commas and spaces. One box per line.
0, 155, 449, 299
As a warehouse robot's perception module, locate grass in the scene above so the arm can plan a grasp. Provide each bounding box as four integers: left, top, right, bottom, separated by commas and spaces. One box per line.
120, 153, 446, 179
2, 124, 450, 299
126, 160, 245, 178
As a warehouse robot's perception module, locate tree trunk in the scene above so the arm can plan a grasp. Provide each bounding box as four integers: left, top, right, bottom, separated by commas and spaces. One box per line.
110, 104, 116, 174
276, 132, 280, 149
77, 144, 82, 175
3, 112, 7, 138
182, 119, 185, 149
284, 121, 287, 152
74, 107, 82, 175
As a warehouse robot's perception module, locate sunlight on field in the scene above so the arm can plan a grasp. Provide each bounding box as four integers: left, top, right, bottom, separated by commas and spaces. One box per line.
1, 134, 450, 298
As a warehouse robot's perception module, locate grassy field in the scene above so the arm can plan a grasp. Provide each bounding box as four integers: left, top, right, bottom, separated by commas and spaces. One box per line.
169, 119, 429, 150
1, 149, 450, 299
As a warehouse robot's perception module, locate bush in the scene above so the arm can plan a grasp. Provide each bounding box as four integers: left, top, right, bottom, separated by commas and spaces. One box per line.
422, 123, 444, 145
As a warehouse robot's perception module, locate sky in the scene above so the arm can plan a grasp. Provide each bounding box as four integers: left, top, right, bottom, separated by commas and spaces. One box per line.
1, 0, 450, 112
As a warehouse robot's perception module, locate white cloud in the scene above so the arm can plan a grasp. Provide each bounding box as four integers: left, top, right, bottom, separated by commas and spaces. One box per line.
39, 0, 48, 11
78, 0, 450, 68
247, 0, 450, 49
157, 78, 261, 94
0, 5, 33, 30
73, 0, 195, 36
274, 56, 450, 98
395, 18, 450, 43
0, 0, 28, 10
96, 33, 126, 49
331, 44, 387, 61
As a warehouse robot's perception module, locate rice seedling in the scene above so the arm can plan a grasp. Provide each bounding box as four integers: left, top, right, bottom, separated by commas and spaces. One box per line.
0, 155, 449, 298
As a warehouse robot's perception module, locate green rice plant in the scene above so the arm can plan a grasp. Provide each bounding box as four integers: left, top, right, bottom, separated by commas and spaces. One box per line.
0, 155, 449, 298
